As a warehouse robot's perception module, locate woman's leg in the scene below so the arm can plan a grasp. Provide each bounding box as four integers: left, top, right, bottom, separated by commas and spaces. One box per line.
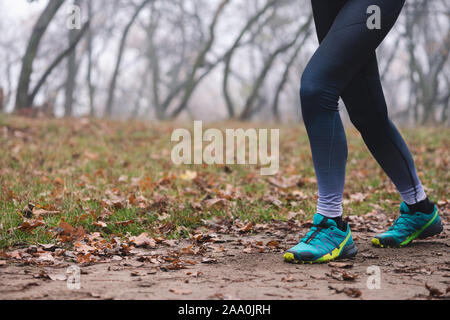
341, 56, 427, 205
301, 0, 406, 218
342, 57, 443, 248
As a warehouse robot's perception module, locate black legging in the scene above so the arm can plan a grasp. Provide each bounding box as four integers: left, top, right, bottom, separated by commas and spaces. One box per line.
301, 0, 425, 217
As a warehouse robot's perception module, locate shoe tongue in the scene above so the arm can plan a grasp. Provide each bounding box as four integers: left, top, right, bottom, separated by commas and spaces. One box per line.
400, 202, 411, 214
313, 213, 337, 228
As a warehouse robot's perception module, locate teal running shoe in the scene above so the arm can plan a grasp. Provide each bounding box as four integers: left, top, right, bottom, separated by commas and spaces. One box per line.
284, 213, 358, 264
372, 202, 443, 248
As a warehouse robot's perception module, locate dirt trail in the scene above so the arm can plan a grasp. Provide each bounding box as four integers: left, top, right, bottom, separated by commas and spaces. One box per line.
1, 225, 449, 300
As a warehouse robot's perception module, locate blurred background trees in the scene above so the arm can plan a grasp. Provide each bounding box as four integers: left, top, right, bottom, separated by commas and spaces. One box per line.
0, 0, 448, 124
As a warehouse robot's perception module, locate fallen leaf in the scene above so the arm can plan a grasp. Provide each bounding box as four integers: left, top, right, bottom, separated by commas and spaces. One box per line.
169, 288, 192, 295
17, 219, 45, 232
48, 274, 67, 281
239, 222, 253, 233
328, 285, 362, 298
114, 220, 135, 227
281, 275, 295, 282
328, 261, 353, 269
93, 221, 107, 228
266, 240, 280, 248
129, 232, 156, 248
33, 209, 60, 217
36, 252, 55, 263
425, 283, 443, 297
22, 203, 35, 218
179, 170, 197, 181
201, 257, 218, 264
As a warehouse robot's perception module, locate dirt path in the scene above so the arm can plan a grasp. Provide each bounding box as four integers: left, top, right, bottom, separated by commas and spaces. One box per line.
1, 225, 449, 300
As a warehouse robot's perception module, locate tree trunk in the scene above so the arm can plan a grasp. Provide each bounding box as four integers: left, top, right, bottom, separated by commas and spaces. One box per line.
86, 0, 96, 117
240, 16, 312, 120
105, 0, 153, 117
15, 0, 65, 110
146, 4, 163, 119
0, 87, 4, 112
222, 0, 277, 119
28, 21, 90, 108
169, 0, 229, 119
273, 18, 312, 121
64, 1, 79, 117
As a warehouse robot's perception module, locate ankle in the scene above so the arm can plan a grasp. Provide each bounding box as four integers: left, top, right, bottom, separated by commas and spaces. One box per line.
330, 216, 346, 231
406, 197, 435, 214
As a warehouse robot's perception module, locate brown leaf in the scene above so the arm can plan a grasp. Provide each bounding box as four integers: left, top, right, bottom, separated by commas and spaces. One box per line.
266, 240, 280, 248
22, 203, 35, 218
328, 261, 353, 269
203, 198, 228, 209
73, 241, 96, 254
179, 170, 197, 181
267, 175, 303, 189
281, 275, 295, 282
180, 246, 197, 255
201, 257, 218, 264
53, 177, 64, 186
329, 285, 362, 298
36, 252, 55, 263
114, 219, 135, 227
239, 222, 253, 233
7, 250, 22, 259
425, 283, 443, 297
57, 221, 85, 240
48, 273, 67, 281
77, 253, 94, 265
169, 288, 192, 295
33, 209, 60, 217
93, 221, 108, 228
327, 270, 358, 281
129, 232, 156, 248
17, 219, 45, 232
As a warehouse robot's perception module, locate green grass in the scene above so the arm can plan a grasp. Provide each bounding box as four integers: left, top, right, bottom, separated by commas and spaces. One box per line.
0, 115, 448, 249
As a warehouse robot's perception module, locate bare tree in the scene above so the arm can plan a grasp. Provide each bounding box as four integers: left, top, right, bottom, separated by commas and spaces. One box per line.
105, 0, 153, 117
240, 15, 313, 120
403, 0, 449, 124
169, 0, 230, 119
222, 0, 278, 119
86, 0, 96, 117
0, 87, 4, 112
273, 17, 312, 121
28, 21, 90, 110
15, 0, 65, 110
64, 0, 82, 117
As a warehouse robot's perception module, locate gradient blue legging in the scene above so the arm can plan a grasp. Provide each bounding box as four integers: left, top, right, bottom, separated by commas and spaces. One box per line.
301, 0, 426, 217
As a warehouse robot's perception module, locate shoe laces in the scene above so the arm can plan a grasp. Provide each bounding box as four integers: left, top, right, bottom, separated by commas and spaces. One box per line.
389, 213, 416, 233
301, 222, 332, 245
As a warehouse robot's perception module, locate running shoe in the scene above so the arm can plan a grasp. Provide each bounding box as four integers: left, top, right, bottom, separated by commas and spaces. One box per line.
371, 202, 443, 248
284, 213, 358, 264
